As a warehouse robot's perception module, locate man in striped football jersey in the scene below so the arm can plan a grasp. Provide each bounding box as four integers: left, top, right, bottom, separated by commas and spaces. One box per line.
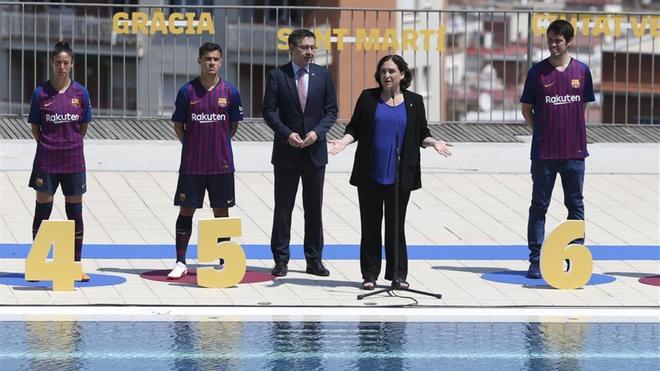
28, 41, 92, 282
168, 42, 244, 279
520, 19, 595, 279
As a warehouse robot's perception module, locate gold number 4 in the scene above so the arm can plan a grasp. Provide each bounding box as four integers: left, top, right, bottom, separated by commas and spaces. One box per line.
197, 218, 247, 288
25, 220, 83, 291
540, 220, 593, 289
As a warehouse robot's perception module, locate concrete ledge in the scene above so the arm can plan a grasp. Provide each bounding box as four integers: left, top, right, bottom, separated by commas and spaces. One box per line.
1, 140, 658, 173
2, 306, 658, 322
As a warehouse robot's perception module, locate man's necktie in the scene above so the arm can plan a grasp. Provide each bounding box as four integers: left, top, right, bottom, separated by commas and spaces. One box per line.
297, 68, 307, 112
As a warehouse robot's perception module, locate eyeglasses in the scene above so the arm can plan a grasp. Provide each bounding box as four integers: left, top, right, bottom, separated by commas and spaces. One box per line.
294, 44, 318, 52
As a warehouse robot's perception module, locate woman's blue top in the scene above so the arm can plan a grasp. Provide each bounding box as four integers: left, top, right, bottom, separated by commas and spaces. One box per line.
369, 100, 407, 185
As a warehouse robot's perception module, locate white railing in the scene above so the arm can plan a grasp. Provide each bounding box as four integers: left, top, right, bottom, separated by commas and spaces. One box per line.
0, 3, 658, 124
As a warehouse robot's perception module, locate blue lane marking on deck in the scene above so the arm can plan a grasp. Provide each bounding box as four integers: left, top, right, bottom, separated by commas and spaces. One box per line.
1, 244, 658, 260
0, 273, 127, 288
481, 271, 617, 286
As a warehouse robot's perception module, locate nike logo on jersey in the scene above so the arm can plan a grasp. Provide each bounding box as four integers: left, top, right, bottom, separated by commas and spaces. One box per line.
544, 82, 555, 88
43, 101, 54, 107
190, 99, 201, 105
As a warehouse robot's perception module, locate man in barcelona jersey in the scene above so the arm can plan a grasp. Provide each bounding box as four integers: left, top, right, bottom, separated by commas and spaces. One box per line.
520, 19, 595, 279
28, 41, 92, 282
168, 42, 244, 279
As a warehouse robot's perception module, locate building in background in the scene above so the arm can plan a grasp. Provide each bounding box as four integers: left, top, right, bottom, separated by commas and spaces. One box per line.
1, 0, 658, 124
443, 0, 659, 124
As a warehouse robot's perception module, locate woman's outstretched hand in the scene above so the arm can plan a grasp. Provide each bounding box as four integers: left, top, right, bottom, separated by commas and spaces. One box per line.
432, 140, 453, 157
329, 134, 354, 155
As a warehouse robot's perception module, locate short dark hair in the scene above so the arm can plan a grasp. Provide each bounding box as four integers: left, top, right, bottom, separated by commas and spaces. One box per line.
288, 28, 315, 46
198, 42, 222, 58
547, 19, 574, 42
374, 55, 413, 90
51, 41, 73, 61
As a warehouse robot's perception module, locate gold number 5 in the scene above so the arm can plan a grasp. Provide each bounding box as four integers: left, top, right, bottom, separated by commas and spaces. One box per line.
197, 218, 247, 288
540, 220, 593, 289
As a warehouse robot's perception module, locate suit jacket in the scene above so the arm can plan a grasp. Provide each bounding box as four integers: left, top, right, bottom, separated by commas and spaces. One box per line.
262, 62, 338, 168
344, 88, 431, 192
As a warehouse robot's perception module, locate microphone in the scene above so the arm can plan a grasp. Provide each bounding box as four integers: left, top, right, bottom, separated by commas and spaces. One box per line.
391, 86, 400, 162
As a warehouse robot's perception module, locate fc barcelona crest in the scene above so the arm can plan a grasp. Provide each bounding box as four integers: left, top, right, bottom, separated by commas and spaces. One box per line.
35, 178, 44, 187
218, 98, 227, 107
571, 79, 580, 89
71, 98, 80, 107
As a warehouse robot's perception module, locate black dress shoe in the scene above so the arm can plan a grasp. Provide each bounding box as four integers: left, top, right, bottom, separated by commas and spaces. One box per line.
392, 280, 409, 289
306, 262, 330, 276
271, 263, 288, 277
526, 262, 541, 279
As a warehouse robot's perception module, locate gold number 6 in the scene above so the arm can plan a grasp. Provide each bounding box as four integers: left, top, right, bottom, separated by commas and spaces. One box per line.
540, 220, 593, 289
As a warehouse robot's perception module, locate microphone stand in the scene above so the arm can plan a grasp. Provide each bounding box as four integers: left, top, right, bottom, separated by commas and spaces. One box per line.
358, 87, 442, 301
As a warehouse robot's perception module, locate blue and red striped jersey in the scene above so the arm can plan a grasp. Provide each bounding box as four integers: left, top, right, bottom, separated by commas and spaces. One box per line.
520, 58, 595, 160
172, 78, 243, 175
28, 80, 92, 173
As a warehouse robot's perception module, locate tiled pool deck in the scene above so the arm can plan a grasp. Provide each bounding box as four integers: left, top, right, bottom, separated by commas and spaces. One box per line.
1, 140, 658, 312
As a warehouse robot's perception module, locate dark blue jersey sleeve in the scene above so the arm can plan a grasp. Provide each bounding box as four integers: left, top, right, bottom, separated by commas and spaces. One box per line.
27, 89, 41, 125
228, 84, 244, 123
584, 67, 595, 103
520, 66, 537, 105
171, 85, 188, 123
82, 88, 92, 123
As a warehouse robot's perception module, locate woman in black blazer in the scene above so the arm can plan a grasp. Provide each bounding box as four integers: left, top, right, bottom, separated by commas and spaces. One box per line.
330, 55, 452, 290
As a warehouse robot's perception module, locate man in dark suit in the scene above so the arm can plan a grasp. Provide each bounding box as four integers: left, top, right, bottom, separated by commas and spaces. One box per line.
262, 28, 338, 277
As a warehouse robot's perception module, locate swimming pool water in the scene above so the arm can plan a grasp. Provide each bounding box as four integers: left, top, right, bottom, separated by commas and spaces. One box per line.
1, 321, 658, 370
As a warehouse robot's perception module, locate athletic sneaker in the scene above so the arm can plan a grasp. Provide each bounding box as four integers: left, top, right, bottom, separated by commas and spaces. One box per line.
167, 262, 188, 279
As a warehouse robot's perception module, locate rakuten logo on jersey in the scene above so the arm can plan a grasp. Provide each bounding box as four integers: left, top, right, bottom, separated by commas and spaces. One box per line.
545, 95, 581, 105
45, 113, 80, 124
191, 112, 226, 123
